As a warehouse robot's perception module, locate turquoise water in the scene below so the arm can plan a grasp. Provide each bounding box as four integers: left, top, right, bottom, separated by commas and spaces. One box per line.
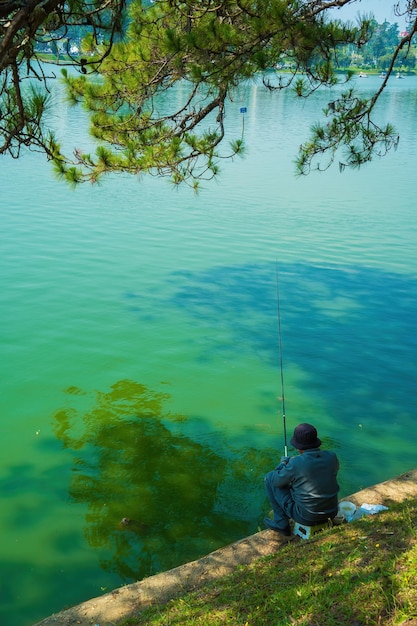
1, 73, 417, 625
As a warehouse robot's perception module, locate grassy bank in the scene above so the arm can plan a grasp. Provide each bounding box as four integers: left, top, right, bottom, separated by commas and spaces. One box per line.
122, 499, 417, 626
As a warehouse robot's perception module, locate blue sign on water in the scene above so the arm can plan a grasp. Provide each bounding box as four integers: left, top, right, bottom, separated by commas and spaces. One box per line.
240, 107, 247, 113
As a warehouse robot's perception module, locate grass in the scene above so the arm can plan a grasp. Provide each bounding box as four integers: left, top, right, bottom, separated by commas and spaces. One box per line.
121, 499, 417, 626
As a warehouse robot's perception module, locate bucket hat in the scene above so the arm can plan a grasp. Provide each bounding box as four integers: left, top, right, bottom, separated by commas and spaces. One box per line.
290, 423, 322, 450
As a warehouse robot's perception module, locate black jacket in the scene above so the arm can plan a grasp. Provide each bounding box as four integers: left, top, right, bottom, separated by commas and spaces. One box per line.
271, 448, 340, 522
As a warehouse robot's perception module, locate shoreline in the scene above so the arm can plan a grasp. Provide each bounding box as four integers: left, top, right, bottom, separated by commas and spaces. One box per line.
33, 468, 417, 626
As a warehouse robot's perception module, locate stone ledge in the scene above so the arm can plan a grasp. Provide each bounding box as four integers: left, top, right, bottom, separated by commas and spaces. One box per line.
33, 468, 417, 626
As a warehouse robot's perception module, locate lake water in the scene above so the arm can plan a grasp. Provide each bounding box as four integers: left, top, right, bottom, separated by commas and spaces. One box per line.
1, 72, 417, 626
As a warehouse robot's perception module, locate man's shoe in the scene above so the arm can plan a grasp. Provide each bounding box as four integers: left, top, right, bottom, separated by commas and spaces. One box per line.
264, 518, 291, 536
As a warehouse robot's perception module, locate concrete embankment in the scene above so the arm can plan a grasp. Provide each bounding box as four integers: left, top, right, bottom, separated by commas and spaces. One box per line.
34, 468, 417, 626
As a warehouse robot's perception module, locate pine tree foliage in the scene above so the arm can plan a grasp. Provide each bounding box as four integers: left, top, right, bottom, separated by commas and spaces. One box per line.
0, 0, 125, 158
1, 1, 417, 185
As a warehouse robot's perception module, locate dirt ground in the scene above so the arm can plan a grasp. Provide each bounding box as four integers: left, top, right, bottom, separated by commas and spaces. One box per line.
33, 469, 417, 626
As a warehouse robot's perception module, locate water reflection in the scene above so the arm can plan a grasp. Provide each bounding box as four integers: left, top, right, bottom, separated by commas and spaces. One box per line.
168, 262, 417, 430
53, 379, 277, 581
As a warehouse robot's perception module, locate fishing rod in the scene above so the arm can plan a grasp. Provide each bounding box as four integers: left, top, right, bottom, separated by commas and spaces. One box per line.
275, 263, 288, 457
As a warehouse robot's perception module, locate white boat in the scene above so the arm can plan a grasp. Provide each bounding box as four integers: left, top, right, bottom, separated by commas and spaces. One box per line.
358, 72, 368, 78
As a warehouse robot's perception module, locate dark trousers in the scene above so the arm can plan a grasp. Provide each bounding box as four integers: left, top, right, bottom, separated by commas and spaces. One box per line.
264, 471, 298, 529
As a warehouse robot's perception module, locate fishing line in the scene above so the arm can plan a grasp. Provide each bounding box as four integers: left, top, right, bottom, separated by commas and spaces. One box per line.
275, 263, 288, 457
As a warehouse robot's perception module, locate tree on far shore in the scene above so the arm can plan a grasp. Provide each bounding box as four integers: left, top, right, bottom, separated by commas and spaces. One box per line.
1, 0, 417, 188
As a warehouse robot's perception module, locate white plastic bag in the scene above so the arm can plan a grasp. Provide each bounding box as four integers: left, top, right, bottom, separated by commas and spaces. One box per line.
349, 502, 388, 521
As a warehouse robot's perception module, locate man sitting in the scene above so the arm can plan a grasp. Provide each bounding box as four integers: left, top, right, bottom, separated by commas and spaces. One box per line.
264, 423, 340, 536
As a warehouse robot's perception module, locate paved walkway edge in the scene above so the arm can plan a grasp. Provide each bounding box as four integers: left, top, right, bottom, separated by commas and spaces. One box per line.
34, 468, 417, 626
